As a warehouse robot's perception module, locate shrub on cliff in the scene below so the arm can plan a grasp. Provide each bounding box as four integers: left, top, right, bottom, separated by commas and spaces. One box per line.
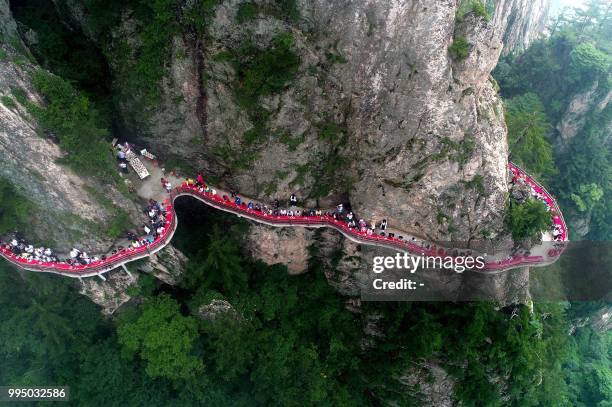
505, 198, 552, 241
28, 71, 115, 179
449, 36, 470, 60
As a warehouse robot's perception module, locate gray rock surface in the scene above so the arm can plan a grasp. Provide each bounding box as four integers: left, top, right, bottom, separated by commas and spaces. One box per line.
498, 0, 551, 55
78, 270, 136, 316
58, 0, 550, 244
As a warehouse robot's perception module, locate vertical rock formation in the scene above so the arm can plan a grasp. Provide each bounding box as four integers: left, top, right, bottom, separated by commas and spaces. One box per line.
2, 0, 552, 294
498, 0, 551, 55
53, 0, 554, 244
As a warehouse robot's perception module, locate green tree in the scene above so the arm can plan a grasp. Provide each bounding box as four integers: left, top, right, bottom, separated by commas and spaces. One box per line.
569, 42, 609, 84
449, 36, 471, 60
505, 198, 553, 240
183, 226, 246, 294
117, 295, 203, 381
570, 183, 604, 212
28, 71, 116, 178
505, 93, 556, 180
0, 178, 35, 235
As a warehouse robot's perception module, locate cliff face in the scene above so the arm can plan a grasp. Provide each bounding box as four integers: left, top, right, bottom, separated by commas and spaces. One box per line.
65, 0, 541, 244
1, 0, 188, 301
556, 82, 611, 147
498, 0, 551, 56
308, 0, 510, 242
2, 0, 547, 281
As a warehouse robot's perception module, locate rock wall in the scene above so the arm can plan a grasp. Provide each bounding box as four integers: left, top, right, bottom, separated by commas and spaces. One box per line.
175, 0, 516, 243
53, 0, 556, 246
556, 82, 611, 148
0, 0, 188, 296
2, 0, 553, 305
49, 0, 551, 268
498, 0, 551, 56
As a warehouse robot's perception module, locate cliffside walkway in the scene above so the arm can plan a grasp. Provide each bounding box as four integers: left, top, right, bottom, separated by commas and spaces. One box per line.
0, 161, 568, 279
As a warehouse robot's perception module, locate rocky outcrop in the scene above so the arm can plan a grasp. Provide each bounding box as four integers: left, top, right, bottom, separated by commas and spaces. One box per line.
78, 269, 136, 315
497, 0, 551, 55
554, 81, 610, 238
247, 224, 313, 274
398, 362, 456, 407
570, 305, 612, 334
197, 298, 236, 321
556, 82, 611, 147
132, 244, 189, 285
57, 0, 555, 245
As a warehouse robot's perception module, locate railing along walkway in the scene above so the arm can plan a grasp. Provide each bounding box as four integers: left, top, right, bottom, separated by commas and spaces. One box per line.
0, 163, 568, 278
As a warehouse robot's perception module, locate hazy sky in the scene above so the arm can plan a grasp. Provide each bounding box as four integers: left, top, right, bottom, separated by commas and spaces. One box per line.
550, 0, 587, 15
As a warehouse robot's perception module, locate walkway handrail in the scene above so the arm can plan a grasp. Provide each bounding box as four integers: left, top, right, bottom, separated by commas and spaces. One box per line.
0, 162, 568, 278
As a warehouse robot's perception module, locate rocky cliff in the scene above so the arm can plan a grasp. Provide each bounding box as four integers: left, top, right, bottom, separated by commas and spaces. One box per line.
1, 0, 188, 304
58, 0, 536, 245
29, 0, 554, 269
498, 0, 551, 55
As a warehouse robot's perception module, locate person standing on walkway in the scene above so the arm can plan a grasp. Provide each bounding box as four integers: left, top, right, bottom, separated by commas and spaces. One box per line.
380, 219, 387, 231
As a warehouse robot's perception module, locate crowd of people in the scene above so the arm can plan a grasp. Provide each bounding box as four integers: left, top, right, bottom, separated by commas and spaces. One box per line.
181, 175, 402, 242
0, 197, 170, 269
1, 237, 59, 263
139, 199, 169, 245
0, 160, 566, 273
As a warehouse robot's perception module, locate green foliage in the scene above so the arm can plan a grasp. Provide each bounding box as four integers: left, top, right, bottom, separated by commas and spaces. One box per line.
0, 178, 35, 235
28, 71, 117, 178
233, 32, 300, 105
84, 186, 132, 238
318, 121, 343, 141
117, 295, 203, 381
505, 93, 556, 181
0, 201, 606, 405
1, 95, 16, 109
181, 226, 247, 295
10, 87, 28, 106
220, 31, 300, 167
463, 174, 485, 195
126, 273, 158, 298
449, 36, 470, 60
565, 326, 612, 406
236, 0, 300, 23
325, 50, 348, 64
236, 2, 259, 23
129, 0, 179, 107
569, 42, 610, 83
570, 183, 604, 213
505, 198, 552, 240
457, 0, 491, 23
276, 130, 305, 151
494, 0, 612, 240
10, 0, 111, 103
183, 0, 221, 37
77, 0, 186, 111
